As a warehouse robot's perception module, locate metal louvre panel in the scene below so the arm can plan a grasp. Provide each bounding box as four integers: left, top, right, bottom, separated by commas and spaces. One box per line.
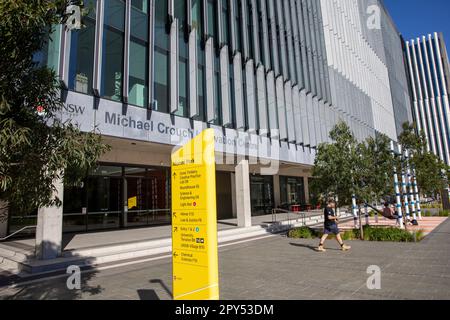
229, 0, 237, 54
59, 25, 70, 86
427, 35, 450, 161
284, 81, 296, 143
320, 100, 327, 144
202, 0, 208, 39
299, 89, 310, 146
189, 30, 199, 118
217, 0, 223, 45
233, 52, 245, 130
289, 0, 303, 89
245, 59, 257, 133
276, 76, 288, 140
256, 65, 269, 135
220, 45, 232, 126
313, 97, 322, 144
296, 0, 310, 92
266, 70, 279, 138
148, 0, 155, 108
416, 38, 437, 154
267, 0, 280, 75
318, 0, 331, 103
250, 0, 261, 65
301, 0, 315, 95
292, 85, 303, 144
241, 0, 250, 60
205, 37, 215, 123
421, 36, 443, 158
168, 0, 174, 17
307, 0, 321, 99
169, 19, 179, 114
259, 0, 271, 70
275, 0, 288, 78
93, 0, 105, 95
306, 93, 316, 147
314, 0, 327, 102
283, 0, 296, 84
123, 0, 131, 102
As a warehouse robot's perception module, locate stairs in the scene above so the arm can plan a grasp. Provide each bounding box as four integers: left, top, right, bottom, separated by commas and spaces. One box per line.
0, 211, 353, 277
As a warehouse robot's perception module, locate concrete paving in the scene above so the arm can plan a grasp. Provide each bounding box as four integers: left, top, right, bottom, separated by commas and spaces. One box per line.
0, 217, 448, 300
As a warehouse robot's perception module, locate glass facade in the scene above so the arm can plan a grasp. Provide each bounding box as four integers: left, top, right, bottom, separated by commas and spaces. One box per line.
61, 165, 171, 233
101, 0, 125, 102
250, 175, 274, 216
68, 0, 97, 94
129, 0, 149, 107
279, 176, 306, 209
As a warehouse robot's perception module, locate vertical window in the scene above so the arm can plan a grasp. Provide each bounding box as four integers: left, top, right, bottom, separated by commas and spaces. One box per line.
207, 0, 218, 40
191, 0, 202, 39
101, 0, 126, 102
175, 0, 189, 117
221, 0, 229, 45
129, 0, 149, 108
154, 0, 169, 113
68, 0, 97, 94
234, 0, 242, 52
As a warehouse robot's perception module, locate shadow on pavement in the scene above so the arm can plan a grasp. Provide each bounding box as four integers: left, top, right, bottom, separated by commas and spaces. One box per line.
137, 289, 160, 300
150, 279, 172, 299
1, 240, 104, 300
289, 242, 342, 252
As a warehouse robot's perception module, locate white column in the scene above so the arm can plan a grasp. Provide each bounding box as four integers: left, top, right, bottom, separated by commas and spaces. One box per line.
231, 173, 237, 218
273, 175, 281, 208
352, 195, 358, 228
35, 178, 64, 260
304, 177, 310, 204
235, 160, 252, 228
364, 203, 369, 225
413, 167, 422, 220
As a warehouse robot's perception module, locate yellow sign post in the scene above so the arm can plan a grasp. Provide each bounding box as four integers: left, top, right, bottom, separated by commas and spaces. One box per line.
171, 129, 219, 300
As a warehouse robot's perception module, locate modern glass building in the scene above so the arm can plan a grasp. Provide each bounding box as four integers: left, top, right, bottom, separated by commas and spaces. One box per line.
3, 0, 413, 241
405, 32, 450, 165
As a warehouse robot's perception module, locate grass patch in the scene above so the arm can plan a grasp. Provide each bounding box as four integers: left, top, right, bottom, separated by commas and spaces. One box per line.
288, 225, 425, 242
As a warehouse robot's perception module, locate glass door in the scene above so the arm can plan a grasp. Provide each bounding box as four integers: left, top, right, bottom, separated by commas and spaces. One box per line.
250, 175, 274, 216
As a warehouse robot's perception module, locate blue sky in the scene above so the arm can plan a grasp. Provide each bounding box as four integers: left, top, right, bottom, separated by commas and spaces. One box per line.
384, 0, 450, 44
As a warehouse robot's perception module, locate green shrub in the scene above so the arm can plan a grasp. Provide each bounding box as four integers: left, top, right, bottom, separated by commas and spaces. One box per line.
288, 225, 424, 242
288, 227, 319, 239
438, 210, 449, 217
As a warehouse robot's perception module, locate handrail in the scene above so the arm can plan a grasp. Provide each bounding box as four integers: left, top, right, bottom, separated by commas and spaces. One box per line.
0, 226, 36, 242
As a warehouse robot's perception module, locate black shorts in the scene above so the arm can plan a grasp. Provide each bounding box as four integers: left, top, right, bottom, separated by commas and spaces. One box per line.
324, 224, 340, 235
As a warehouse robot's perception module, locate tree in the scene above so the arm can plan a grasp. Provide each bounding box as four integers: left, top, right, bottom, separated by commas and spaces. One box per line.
354, 133, 395, 206
0, 1, 109, 221
398, 122, 449, 198
311, 121, 358, 208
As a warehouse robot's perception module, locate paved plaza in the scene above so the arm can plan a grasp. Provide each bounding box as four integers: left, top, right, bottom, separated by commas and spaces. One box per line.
0, 217, 449, 300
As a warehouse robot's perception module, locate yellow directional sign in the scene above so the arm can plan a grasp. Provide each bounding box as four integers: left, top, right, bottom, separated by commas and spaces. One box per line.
171, 129, 219, 300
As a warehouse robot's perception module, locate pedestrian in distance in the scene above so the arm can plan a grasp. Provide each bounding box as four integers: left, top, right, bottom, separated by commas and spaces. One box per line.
317, 198, 351, 252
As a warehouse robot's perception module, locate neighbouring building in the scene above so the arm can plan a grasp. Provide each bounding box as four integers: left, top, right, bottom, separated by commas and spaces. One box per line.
405, 32, 450, 165
2, 0, 414, 258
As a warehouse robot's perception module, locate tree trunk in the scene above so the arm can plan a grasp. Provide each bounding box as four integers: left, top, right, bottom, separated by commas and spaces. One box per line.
0, 200, 9, 238
359, 205, 364, 240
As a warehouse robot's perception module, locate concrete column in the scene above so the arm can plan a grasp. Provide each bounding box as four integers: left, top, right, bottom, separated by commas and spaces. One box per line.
0, 201, 8, 238
230, 173, 237, 218
273, 175, 281, 208
35, 178, 64, 260
304, 177, 310, 204
235, 160, 252, 228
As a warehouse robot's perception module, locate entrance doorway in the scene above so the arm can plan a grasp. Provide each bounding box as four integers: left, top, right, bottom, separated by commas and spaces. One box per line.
250, 175, 274, 216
